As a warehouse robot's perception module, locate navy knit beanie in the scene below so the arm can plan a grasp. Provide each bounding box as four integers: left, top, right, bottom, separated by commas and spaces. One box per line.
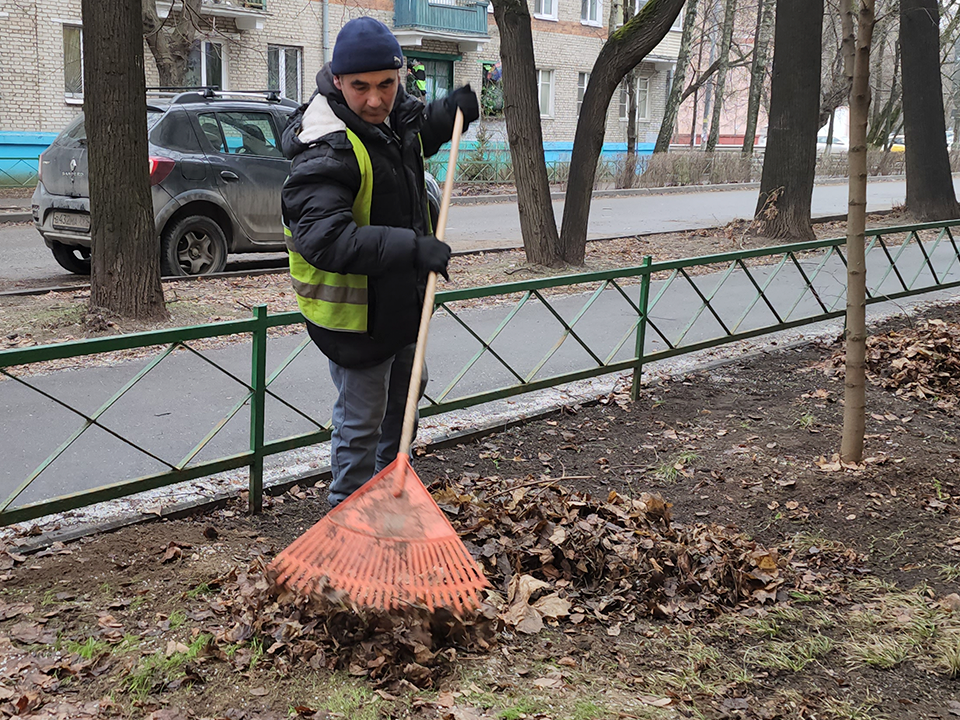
331, 17, 404, 75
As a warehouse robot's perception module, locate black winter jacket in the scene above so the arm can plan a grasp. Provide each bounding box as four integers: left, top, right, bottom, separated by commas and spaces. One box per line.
281, 65, 459, 368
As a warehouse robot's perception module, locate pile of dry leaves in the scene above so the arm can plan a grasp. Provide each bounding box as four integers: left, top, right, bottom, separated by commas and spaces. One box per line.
436, 480, 786, 627
208, 560, 498, 689
205, 480, 838, 688
833, 319, 960, 412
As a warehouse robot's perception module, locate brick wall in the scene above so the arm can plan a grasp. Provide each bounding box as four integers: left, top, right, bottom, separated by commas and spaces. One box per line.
0, 0, 677, 146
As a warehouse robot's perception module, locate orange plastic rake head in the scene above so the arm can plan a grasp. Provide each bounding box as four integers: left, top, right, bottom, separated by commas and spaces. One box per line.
268, 453, 488, 613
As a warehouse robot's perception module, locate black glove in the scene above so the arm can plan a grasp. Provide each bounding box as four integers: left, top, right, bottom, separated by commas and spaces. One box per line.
447, 84, 480, 125
414, 235, 451, 281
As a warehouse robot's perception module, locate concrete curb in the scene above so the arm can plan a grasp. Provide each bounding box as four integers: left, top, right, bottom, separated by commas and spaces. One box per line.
449, 173, 912, 206
0, 212, 32, 225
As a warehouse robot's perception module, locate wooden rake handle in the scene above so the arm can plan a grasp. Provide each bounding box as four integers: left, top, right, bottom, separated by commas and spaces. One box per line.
398, 108, 465, 461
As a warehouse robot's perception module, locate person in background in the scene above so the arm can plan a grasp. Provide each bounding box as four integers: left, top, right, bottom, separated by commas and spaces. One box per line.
406, 57, 427, 100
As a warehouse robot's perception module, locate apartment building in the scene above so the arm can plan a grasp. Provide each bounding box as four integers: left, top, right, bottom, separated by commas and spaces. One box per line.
0, 0, 682, 180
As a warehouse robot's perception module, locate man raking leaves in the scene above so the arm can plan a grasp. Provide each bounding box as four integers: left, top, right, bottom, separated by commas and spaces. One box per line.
271, 17, 486, 612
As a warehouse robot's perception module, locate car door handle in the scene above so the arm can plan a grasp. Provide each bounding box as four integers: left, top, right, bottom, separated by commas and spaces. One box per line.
220, 171, 239, 181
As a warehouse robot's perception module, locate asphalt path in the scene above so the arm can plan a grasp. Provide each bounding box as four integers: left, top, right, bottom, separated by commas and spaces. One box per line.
4, 229, 959, 510
1, 178, 953, 290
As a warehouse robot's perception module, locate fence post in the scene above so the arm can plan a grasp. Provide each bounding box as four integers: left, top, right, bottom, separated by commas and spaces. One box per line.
249, 305, 268, 514
632, 256, 652, 401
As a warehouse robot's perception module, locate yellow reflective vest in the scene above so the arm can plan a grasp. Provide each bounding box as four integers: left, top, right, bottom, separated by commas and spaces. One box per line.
285, 129, 374, 333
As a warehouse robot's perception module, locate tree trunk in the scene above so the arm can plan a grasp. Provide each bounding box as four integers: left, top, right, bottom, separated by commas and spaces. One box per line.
742, 0, 775, 154
143, 0, 202, 88
755, 0, 824, 241
619, 0, 639, 188
619, 70, 640, 188
492, 0, 562, 266
560, 0, 685, 264
706, 0, 736, 152
841, 0, 876, 465
655, 0, 700, 153
84, 0, 167, 319
901, 0, 960, 219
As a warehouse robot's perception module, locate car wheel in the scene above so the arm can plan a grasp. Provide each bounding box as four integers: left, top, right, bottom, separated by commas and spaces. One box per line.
50, 241, 92, 275
160, 215, 228, 276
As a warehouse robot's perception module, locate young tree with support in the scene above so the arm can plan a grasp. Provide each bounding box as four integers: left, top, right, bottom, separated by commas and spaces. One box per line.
705, 0, 736, 152
755, 0, 824, 242
655, 0, 700, 154
900, 0, 960, 220
83, 0, 167, 320
841, 0, 876, 465
742, 0, 774, 155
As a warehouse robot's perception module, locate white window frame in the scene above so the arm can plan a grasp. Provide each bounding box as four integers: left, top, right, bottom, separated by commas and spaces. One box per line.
534, 0, 558, 21
581, 0, 602, 26
636, 76, 650, 121
671, 2, 685, 30
268, 45, 302, 102
191, 40, 226, 90
63, 24, 84, 104
619, 76, 651, 122
537, 69, 555, 117
577, 72, 589, 117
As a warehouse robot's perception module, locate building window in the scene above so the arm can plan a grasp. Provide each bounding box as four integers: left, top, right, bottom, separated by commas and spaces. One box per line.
581, 0, 602, 25
268, 45, 302, 102
577, 72, 589, 117
672, 2, 685, 29
63, 25, 83, 98
186, 41, 224, 89
534, 0, 557, 20
619, 76, 651, 122
537, 69, 554, 117
423, 59, 454, 103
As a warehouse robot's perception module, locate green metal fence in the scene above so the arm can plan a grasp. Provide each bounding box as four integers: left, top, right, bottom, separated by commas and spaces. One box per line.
3, 219, 960, 527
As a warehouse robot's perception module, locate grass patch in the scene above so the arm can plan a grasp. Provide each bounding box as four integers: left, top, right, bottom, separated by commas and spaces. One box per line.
935, 631, 960, 678
64, 637, 111, 660
571, 700, 610, 720
499, 698, 544, 720
654, 451, 700, 482
843, 633, 911, 669
748, 635, 834, 672
323, 684, 379, 720
125, 634, 211, 699
167, 609, 187, 629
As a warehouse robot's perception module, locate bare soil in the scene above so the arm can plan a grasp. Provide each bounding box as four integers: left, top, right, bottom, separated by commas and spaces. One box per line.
2, 299, 960, 720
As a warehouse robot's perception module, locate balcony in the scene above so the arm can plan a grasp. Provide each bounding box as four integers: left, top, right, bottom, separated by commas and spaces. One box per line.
394, 0, 490, 52
156, 0, 269, 31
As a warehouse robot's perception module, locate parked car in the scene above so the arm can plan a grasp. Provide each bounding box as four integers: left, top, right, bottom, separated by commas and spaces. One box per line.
889, 135, 905, 152
816, 134, 848, 154
33, 89, 441, 277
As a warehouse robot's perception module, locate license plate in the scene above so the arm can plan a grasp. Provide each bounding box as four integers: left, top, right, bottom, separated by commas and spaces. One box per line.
52, 211, 90, 232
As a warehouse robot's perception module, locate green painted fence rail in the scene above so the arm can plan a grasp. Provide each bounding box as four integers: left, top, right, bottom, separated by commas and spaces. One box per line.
3, 218, 960, 526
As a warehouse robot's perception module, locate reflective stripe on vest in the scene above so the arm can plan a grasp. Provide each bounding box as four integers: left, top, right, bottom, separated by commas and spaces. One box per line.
287, 128, 374, 333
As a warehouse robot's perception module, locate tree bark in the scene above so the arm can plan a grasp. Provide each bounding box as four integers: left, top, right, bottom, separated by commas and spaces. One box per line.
83, 0, 167, 319
559, 0, 686, 264
755, 0, 824, 241
901, 0, 960, 219
619, 1, 639, 188
655, 0, 700, 153
143, 0, 202, 88
841, 0, 876, 465
706, 0, 736, 152
492, 0, 562, 266
742, 0, 775, 154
